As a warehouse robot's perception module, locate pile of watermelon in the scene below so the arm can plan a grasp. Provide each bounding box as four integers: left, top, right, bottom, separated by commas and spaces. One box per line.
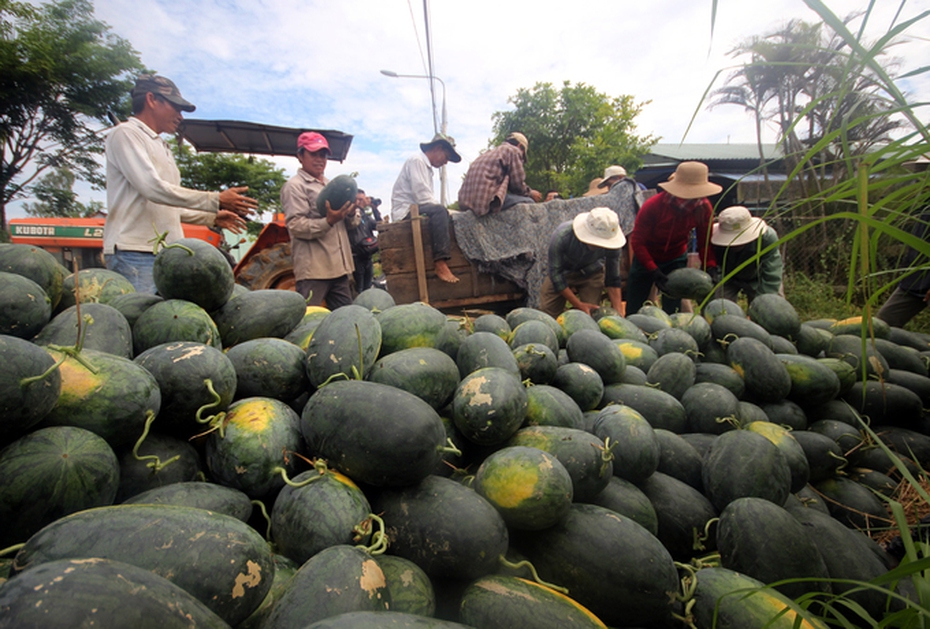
2, 240, 929, 628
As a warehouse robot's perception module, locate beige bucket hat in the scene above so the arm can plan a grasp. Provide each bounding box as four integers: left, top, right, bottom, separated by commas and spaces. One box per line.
712, 206, 766, 247
572, 207, 627, 249
582, 178, 609, 197
658, 161, 722, 199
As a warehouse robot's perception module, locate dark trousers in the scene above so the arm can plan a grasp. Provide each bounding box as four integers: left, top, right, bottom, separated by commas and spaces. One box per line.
296, 276, 353, 310
407, 203, 452, 260
877, 285, 927, 328
627, 255, 687, 315
352, 255, 374, 293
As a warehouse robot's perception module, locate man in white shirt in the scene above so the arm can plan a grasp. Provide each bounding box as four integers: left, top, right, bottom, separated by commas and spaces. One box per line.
104, 74, 257, 292
390, 133, 461, 283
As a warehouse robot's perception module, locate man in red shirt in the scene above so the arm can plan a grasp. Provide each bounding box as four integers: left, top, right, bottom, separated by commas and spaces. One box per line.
627, 161, 721, 314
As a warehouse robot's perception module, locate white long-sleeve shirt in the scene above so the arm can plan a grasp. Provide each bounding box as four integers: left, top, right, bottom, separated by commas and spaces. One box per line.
390, 151, 438, 222
103, 117, 219, 255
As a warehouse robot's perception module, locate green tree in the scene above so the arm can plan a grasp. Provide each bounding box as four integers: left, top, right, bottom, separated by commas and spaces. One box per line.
490, 81, 656, 197
0, 0, 143, 239
172, 140, 288, 238
21, 167, 103, 217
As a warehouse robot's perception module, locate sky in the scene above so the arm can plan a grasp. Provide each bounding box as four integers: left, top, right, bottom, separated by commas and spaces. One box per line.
9, 0, 930, 220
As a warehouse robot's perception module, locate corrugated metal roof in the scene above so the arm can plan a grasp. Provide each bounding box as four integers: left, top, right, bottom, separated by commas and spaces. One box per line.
645, 143, 783, 162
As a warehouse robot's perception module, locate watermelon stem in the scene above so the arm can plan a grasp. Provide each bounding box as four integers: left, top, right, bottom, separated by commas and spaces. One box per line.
19, 352, 68, 388
132, 410, 181, 472
354, 514, 389, 555
44, 345, 99, 374
438, 438, 462, 458
496, 555, 569, 594
596, 438, 617, 477
193, 379, 227, 437
0, 543, 25, 557
250, 499, 273, 542
274, 465, 325, 488
692, 518, 719, 553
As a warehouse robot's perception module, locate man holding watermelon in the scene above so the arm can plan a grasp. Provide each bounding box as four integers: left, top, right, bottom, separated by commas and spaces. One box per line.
104, 74, 257, 293
281, 132, 360, 308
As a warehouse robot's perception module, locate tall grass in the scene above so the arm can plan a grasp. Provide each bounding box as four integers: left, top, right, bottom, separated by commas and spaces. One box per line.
702, 1, 930, 626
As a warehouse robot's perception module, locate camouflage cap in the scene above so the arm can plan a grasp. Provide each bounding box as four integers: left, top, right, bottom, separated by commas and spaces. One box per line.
132, 74, 196, 112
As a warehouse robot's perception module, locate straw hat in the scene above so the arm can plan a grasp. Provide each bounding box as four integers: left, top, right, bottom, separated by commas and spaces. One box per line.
582, 178, 609, 197
658, 161, 722, 199
711, 206, 766, 247
572, 207, 627, 249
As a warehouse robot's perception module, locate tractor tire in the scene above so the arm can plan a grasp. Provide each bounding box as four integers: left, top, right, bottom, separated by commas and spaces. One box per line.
235, 241, 296, 291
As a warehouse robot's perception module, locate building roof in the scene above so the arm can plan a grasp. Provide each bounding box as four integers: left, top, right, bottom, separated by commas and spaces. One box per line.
643, 143, 784, 165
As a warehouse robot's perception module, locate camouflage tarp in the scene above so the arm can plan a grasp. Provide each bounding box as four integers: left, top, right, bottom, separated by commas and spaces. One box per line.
451, 178, 641, 308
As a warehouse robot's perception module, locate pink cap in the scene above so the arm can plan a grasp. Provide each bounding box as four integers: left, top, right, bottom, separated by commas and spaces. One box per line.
297, 132, 330, 154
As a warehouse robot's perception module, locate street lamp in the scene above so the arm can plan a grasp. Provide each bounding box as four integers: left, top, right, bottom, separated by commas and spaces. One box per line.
381, 69, 449, 205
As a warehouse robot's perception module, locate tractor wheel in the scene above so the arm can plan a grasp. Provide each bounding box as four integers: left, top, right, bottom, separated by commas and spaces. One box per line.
235, 241, 296, 291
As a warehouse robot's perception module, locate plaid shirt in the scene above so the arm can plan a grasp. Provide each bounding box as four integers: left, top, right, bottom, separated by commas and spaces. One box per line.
547, 221, 623, 293
457, 143, 532, 216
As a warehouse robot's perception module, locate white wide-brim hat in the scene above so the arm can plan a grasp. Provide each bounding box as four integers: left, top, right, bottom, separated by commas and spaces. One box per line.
572, 207, 627, 249
904, 154, 930, 172
658, 161, 722, 199
712, 205, 766, 247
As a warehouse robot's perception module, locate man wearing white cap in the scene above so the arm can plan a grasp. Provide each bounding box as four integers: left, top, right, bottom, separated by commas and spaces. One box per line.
539, 207, 627, 317
627, 161, 721, 315
711, 206, 783, 302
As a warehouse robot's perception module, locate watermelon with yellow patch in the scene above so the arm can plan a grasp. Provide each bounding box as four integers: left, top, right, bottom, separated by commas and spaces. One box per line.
473, 445, 573, 530
204, 397, 303, 499
460, 575, 607, 628
690, 567, 829, 629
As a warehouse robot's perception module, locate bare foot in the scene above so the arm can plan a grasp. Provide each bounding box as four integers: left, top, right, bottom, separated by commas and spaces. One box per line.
434, 260, 460, 283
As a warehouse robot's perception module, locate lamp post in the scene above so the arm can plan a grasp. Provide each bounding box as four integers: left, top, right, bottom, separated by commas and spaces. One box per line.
381, 69, 449, 205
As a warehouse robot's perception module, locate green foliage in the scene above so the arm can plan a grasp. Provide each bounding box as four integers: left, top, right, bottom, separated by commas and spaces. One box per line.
22, 167, 103, 217
172, 140, 287, 219
0, 0, 144, 233
490, 81, 656, 197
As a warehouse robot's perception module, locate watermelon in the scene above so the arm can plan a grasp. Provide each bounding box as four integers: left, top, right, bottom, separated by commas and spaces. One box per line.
510, 319, 560, 353
40, 348, 161, 450
376, 302, 447, 356
123, 481, 253, 522
589, 475, 658, 535
236, 554, 300, 629
829, 316, 891, 339
612, 338, 659, 371
591, 404, 659, 483
511, 503, 678, 627
669, 311, 713, 349
636, 471, 718, 561
646, 352, 696, 400
316, 174, 358, 213
506, 425, 612, 502
213, 289, 307, 347
12, 504, 274, 626
0, 334, 61, 443
727, 336, 791, 403
702, 429, 792, 511
133, 298, 222, 354
226, 337, 310, 402
0, 271, 51, 339
0, 243, 67, 309
367, 346, 459, 410
702, 298, 745, 322
459, 575, 608, 629
271, 468, 372, 565
204, 396, 303, 499
689, 567, 829, 629
747, 293, 801, 339
58, 268, 135, 311
0, 426, 119, 547
600, 383, 688, 433
106, 292, 164, 329
663, 267, 715, 301
523, 384, 585, 429
376, 555, 435, 617
456, 331, 521, 378
745, 421, 810, 493
505, 307, 565, 348
33, 302, 132, 358
301, 612, 471, 628
353, 287, 396, 312
306, 304, 382, 387
681, 382, 740, 435
372, 475, 509, 580
0, 557, 230, 628
133, 341, 237, 437
512, 342, 559, 384
654, 428, 705, 492
115, 432, 203, 502
717, 496, 832, 600
473, 445, 574, 530
556, 309, 601, 339
301, 380, 446, 487
153, 237, 234, 311
565, 329, 627, 384
551, 362, 604, 412
452, 367, 528, 446
597, 314, 648, 343
473, 313, 511, 339
693, 362, 745, 399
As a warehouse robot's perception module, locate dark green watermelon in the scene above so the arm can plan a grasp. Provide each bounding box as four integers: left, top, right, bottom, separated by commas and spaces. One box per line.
0, 243, 67, 309
153, 237, 235, 311
0, 334, 61, 443
0, 271, 51, 339
33, 302, 132, 358
212, 289, 307, 347
133, 298, 222, 354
